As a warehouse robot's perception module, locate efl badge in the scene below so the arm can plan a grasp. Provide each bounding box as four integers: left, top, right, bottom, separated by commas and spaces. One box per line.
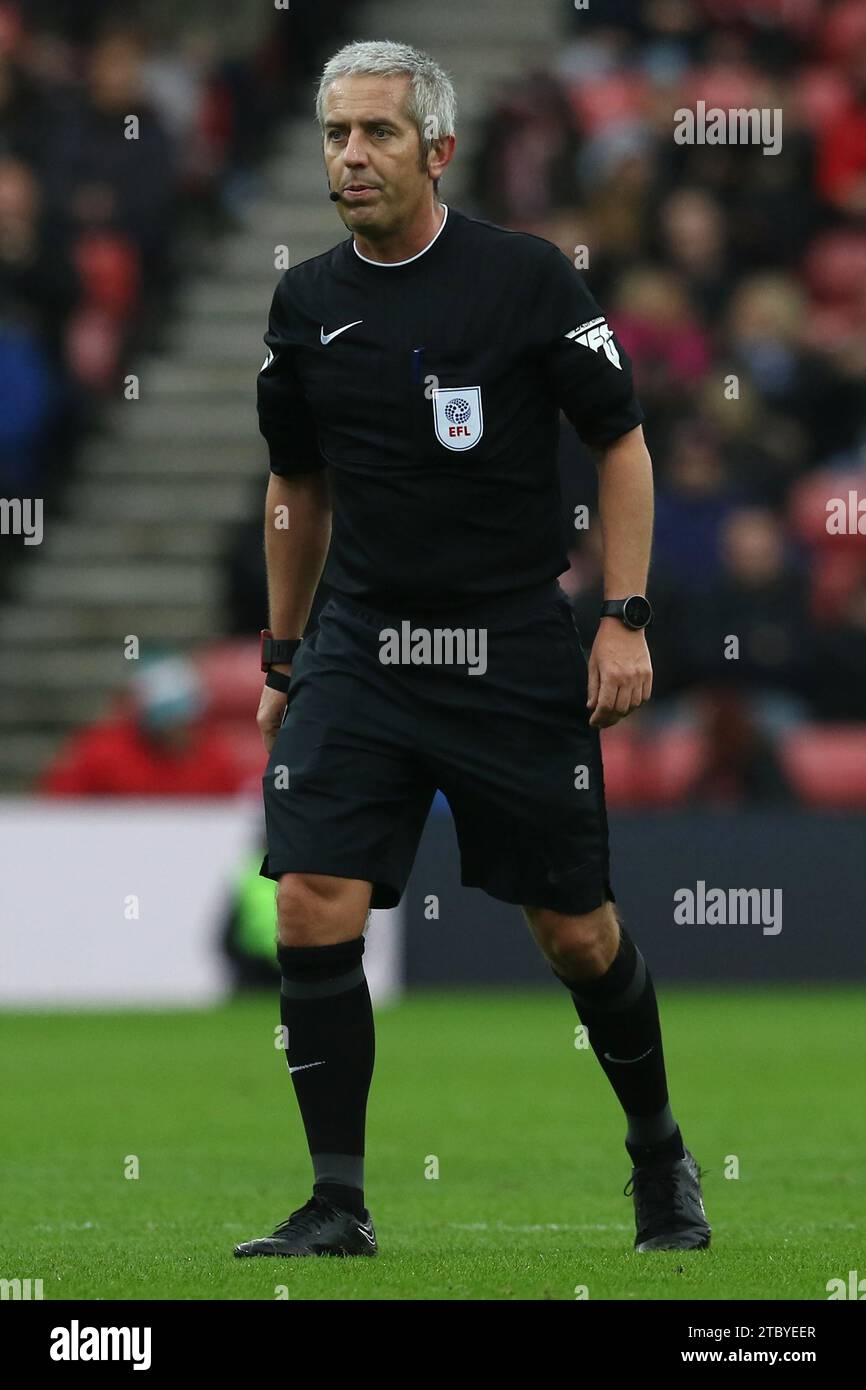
432, 386, 484, 451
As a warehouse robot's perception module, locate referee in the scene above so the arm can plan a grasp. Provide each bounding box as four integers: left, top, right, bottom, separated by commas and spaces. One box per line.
234, 40, 710, 1259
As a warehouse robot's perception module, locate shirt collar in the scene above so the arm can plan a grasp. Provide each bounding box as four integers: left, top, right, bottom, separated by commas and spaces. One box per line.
353, 204, 449, 267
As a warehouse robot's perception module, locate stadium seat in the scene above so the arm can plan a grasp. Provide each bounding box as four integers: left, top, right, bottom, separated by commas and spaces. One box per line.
638, 727, 707, 806
212, 720, 269, 789
787, 468, 866, 551
601, 725, 707, 807
782, 727, 866, 807
73, 231, 141, 316
195, 640, 263, 720
808, 549, 866, 625
793, 66, 849, 133
597, 724, 641, 806
801, 229, 866, 349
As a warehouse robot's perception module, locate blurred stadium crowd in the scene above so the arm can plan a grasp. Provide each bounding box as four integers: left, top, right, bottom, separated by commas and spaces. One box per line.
474, 0, 866, 748
5, 0, 866, 805
0, 0, 350, 504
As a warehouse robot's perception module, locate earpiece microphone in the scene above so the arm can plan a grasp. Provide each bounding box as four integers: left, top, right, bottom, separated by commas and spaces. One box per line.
329, 189, 342, 202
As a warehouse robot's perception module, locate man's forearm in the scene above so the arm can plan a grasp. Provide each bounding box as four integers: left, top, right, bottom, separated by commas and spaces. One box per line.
264, 471, 332, 662
594, 425, 654, 599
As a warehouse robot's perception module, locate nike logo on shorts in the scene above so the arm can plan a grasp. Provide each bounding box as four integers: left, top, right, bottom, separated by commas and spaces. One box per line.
603, 1047, 654, 1064
546, 861, 591, 884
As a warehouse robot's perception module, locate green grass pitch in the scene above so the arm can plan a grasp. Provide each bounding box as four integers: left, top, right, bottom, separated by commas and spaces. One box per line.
2, 987, 863, 1300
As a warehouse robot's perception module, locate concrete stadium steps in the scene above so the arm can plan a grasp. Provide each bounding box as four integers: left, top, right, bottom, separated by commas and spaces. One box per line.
131, 356, 254, 394
168, 318, 273, 363
217, 237, 336, 278
341, 5, 560, 117
0, 687, 127, 730
0, 0, 557, 787
13, 563, 219, 607
177, 282, 284, 319
0, 732, 69, 789
265, 165, 359, 202
241, 203, 349, 241
359, 0, 559, 44
0, 643, 186, 684
72, 477, 259, 521
94, 402, 258, 445
45, 519, 231, 560
81, 443, 262, 479
0, 603, 222, 646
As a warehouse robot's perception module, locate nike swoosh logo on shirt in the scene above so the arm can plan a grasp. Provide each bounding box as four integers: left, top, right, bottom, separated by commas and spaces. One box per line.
289, 1061, 326, 1074
320, 320, 363, 345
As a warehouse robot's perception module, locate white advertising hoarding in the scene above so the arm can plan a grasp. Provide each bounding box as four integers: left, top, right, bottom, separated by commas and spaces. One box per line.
0, 798, 402, 1008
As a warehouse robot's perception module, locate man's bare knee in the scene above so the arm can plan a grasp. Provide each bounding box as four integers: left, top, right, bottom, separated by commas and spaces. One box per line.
276, 873, 372, 946
523, 898, 621, 980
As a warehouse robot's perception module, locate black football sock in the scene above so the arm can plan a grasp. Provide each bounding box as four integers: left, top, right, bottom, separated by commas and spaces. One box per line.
277, 936, 374, 1220
552, 923, 685, 1167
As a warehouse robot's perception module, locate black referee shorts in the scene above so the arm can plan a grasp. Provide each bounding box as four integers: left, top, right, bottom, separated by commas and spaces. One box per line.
261, 579, 616, 915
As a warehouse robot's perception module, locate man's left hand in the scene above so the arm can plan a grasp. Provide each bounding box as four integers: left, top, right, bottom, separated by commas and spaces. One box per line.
586, 621, 653, 729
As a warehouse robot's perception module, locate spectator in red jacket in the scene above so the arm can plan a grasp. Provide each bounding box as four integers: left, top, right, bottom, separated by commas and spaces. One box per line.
817, 2, 866, 215
40, 654, 240, 796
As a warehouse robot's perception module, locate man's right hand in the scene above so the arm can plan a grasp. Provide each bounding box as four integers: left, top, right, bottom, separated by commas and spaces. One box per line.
257, 672, 291, 753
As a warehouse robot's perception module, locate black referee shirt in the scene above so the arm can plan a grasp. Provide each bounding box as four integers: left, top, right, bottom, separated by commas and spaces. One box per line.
257, 204, 644, 611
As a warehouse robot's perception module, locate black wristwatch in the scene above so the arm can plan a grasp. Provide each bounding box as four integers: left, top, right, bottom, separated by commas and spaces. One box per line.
260, 629, 302, 692
600, 596, 653, 630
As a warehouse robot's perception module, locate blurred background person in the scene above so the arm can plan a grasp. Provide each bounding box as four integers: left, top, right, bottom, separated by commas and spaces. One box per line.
39, 653, 241, 796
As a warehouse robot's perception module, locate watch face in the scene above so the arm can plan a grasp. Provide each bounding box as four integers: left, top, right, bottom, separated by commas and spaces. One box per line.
623, 595, 652, 628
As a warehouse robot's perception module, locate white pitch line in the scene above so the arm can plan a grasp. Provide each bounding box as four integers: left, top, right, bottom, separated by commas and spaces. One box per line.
446, 1222, 631, 1233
